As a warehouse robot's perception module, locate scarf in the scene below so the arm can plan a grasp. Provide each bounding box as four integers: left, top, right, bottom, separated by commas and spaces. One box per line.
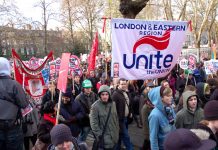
164, 106, 175, 125
43, 114, 56, 125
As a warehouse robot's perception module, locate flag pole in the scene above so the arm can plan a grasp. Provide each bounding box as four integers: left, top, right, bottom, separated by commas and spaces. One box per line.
71, 71, 75, 96
56, 91, 62, 125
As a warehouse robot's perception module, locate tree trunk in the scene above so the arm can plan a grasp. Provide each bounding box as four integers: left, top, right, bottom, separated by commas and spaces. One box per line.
119, 0, 150, 19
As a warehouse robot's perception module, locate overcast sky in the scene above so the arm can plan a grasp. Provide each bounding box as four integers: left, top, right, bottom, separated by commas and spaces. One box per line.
15, 0, 61, 29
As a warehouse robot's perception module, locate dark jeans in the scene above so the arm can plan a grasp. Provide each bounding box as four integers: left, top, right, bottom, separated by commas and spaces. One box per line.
78, 126, 91, 142
116, 118, 133, 150
0, 125, 24, 150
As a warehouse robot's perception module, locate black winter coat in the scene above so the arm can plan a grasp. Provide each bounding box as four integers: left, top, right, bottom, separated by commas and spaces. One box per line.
112, 89, 132, 132
75, 92, 97, 127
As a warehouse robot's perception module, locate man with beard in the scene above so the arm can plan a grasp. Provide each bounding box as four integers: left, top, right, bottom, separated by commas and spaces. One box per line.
59, 88, 84, 137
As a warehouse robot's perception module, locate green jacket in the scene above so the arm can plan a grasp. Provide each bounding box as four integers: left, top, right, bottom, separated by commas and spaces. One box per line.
175, 91, 204, 129
89, 85, 119, 149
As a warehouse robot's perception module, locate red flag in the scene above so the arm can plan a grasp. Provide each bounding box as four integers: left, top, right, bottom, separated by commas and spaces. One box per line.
57, 53, 71, 93
12, 49, 53, 98
88, 32, 98, 73
102, 17, 107, 33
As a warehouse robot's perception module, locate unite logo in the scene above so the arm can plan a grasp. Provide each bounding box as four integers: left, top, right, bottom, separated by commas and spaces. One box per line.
123, 29, 174, 69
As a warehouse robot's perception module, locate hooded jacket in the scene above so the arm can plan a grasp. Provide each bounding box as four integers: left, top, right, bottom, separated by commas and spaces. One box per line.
0, 57, 11, 76
90, 85, 119, 149
148, 86, 176, 150
175, 91, 204, 129
0, 58, 29, 121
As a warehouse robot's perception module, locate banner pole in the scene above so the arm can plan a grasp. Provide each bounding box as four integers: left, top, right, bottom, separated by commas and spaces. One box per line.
185, 71, 189, 87
72, 72, 75, 96
56, 91, 62, 125
22, 73, 25, 90
51, 88, 54, 102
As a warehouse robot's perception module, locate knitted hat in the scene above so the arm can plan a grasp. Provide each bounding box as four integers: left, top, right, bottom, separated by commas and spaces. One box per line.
0, 57, 11, 76
204, 100, 218, 121
50, 124, 72, 146
62, 87, 72, 98
164, 128, 216, 150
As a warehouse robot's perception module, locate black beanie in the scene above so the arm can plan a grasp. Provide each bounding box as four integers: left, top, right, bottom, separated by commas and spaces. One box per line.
204, 100, 218, 121
62, 87, 72, 98
50, 124, 72, 146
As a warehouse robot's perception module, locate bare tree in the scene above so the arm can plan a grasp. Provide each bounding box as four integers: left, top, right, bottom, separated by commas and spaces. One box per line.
75, 0, 104, 49
207, 8, 217, 47
61, 0, 78, 51
35, 0, 57, 54
119, 0, 150, 19
190, 0, 218, 48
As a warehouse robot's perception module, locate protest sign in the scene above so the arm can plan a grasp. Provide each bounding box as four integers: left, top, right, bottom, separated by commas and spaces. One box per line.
188, 53, 197, 70
179, 58, 188, 70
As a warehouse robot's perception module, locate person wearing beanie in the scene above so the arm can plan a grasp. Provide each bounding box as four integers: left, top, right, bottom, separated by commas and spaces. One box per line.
0, 57, 29, 150
164, 128, 216, 150
75, 79, 97, 141
175, 91, 204, 129
48, 124, 88, 150
148, 86, 176, 150
193, 100, 218, 149
59, 87, 84, 137
90, 85, 119, 150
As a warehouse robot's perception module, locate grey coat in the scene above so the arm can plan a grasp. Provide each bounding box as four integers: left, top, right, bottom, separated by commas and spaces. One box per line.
175, 91, 204, 129
23, 103, 39, 137
90, 100, 119, 149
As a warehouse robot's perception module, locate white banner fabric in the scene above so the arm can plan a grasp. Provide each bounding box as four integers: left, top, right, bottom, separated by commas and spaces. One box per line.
111, 19, 188, 79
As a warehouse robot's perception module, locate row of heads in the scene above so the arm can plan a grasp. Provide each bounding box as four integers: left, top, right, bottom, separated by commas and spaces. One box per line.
48, 79, 93, 89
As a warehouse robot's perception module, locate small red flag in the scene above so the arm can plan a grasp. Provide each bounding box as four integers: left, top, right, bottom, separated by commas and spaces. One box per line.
88, 32, 98, 73
57, 53, 71, 93
188, 20, 192, 32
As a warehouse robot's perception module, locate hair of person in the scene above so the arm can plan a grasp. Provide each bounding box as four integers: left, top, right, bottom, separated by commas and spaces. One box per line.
161, 79, 168, 85
160, 86, 172, 97
184, 85, 196, 92
179, 69, 184, 75
207, 78, 218, 88
49, 80, 56, 86
199, 120, 209, 126
118, 78, 127, 84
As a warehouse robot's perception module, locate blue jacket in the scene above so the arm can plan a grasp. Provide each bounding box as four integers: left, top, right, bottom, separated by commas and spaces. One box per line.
148, 86, 176, 150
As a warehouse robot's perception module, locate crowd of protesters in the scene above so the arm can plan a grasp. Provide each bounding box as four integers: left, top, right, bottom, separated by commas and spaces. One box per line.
0, 56, 218, 150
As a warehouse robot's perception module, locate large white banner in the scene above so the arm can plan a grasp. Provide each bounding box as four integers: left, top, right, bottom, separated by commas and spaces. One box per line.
111, 19, 188, 79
